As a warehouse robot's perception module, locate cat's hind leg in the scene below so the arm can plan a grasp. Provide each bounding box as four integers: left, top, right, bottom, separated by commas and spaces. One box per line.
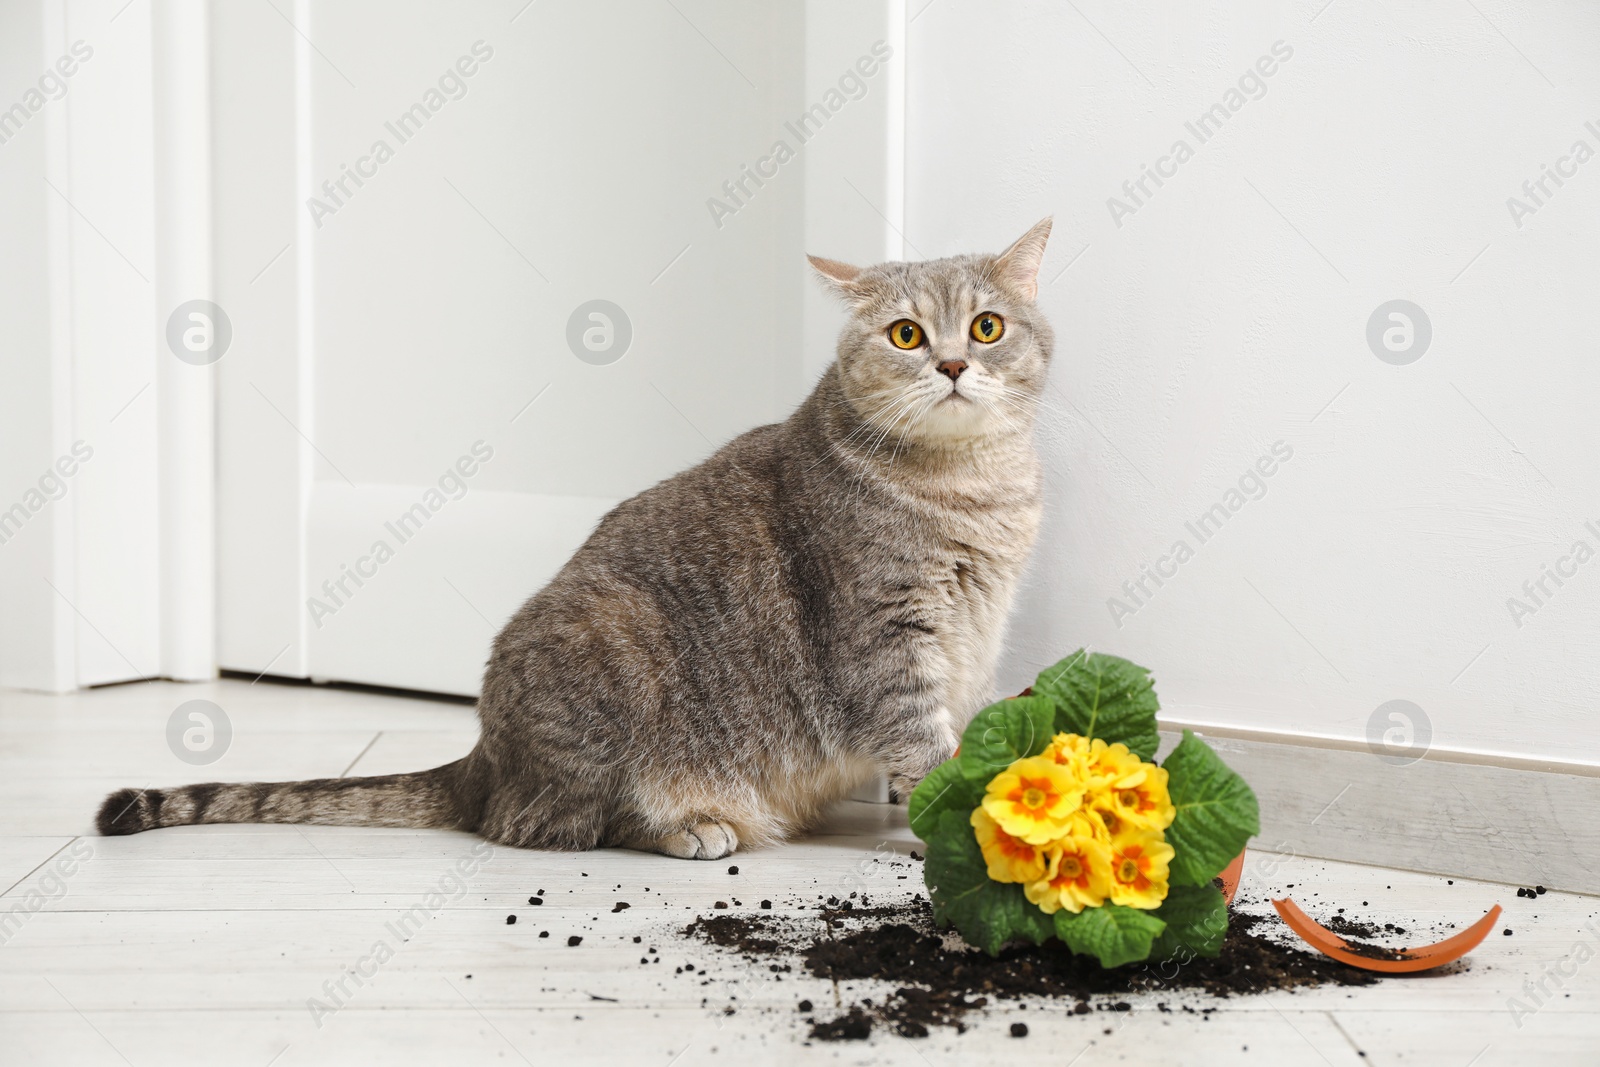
477, 771, 611, 852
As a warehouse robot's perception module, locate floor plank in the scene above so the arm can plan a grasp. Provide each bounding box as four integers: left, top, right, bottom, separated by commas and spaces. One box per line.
0, 836, 74, 894
1333, 1010, 1600, 1067
342, 729, 478, 777
0, 1003, 1386, 1067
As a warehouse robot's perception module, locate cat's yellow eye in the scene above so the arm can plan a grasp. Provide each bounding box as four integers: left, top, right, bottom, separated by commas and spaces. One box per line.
971, 312, 1005, 344
888, 320, 925, 350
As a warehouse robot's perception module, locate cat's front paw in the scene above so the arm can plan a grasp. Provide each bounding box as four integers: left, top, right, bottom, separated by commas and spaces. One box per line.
887, 773, 922, 804
882, 707, 960, 802
651, 820, 739, 860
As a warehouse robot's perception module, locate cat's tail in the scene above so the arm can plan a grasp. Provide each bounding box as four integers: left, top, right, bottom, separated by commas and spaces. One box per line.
94, 757, 483, 837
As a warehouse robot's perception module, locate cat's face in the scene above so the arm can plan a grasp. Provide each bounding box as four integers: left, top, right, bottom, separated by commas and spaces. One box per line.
811, 219, 1055, 447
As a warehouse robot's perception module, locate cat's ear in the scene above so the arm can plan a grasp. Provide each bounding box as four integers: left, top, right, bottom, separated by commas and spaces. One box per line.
807, 255, 866, 302
992, 217, 1053, 302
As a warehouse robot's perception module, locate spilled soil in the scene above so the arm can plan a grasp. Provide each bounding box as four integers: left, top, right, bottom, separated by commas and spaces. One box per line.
1316, 913, 1422, 961
686, 894, 1383, 1041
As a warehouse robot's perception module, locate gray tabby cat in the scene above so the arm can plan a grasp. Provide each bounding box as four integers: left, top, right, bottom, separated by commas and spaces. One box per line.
97, 219, 1055, 859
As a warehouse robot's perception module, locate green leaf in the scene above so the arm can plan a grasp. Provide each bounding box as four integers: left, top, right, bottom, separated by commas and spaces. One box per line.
1005, 888, 1058, 947
1032, 650, 1160, 759
1163, 731, 1260, 886
1052, 903, 1166, 968
923, 810, 1055, 955
1149, 883, 1229, 960
908, 759, 982, 841
956, 695, 1056, 782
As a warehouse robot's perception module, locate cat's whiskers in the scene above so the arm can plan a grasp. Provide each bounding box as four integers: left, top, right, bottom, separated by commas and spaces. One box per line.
841, 378, 948, 507
960, 377, 1049, 434
848, 391, 927, 486
804, 384, 927, 477
864, 378, 944, 453
885, 390, 946, 470
859, 376, 938, 440
830, 381, 930, 501
836, 393, 939, 511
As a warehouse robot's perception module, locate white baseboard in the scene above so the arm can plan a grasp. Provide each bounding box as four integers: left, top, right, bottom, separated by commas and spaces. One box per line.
1164, 723, 1598, 896
850, 776, 890, 803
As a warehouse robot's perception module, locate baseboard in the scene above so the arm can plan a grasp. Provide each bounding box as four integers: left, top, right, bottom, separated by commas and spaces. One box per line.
850, 776, 890, 803
1161, 723, 1599, 897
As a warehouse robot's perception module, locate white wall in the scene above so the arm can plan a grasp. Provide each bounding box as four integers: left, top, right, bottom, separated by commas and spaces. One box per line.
0, 0, 166, 691
0, 0, 72, 691
904, 1, 1600, 766
62, 0, 165, 686
212, 0, 306, 683
801, 0, 905, 386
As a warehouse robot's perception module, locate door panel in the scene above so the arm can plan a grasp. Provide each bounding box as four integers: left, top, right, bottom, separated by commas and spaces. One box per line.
304, 482, 617, 695
217, 0, 842, 695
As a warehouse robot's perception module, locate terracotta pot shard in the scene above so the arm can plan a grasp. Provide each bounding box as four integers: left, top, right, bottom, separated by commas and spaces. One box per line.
1269, 896, 1503, 974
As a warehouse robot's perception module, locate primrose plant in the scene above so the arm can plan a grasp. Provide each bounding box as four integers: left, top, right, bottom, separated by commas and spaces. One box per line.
910, 651, 1259, 968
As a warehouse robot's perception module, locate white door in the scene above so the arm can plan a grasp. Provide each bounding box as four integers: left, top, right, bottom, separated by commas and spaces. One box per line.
213, 0, 906, 696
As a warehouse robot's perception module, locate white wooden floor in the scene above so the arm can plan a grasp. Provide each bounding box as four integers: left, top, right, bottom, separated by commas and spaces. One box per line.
2, 679, 1596, 1066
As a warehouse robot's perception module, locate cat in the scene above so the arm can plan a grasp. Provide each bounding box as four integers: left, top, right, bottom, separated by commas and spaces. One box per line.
96, 218, 1055, 859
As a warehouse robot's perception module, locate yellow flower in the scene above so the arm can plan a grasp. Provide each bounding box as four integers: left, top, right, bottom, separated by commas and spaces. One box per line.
970, 807, 1048, 884
981, 756, 1084, 844
1106, 830, 1175, 909
1091, 742, 1176, 831
1081, 796, 1123, 842
1085, 738, 1138, 786
1024, 821, 1112, 914
1043, 732, 1093, 777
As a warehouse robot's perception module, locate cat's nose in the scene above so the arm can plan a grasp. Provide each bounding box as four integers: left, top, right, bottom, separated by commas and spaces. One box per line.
936, 359, 968, 381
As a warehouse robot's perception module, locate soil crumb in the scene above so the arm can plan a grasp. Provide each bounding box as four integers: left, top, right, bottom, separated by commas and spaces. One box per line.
687, 896, 1378, 1041
808, 1007, 873, 1041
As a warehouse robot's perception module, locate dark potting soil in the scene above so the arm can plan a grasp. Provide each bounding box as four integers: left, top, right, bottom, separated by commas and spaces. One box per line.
1319, 914, 1381, 939
1317, 914, 1418, 961
686, 895, 1380, 1041
807, 1006, 874, 1041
